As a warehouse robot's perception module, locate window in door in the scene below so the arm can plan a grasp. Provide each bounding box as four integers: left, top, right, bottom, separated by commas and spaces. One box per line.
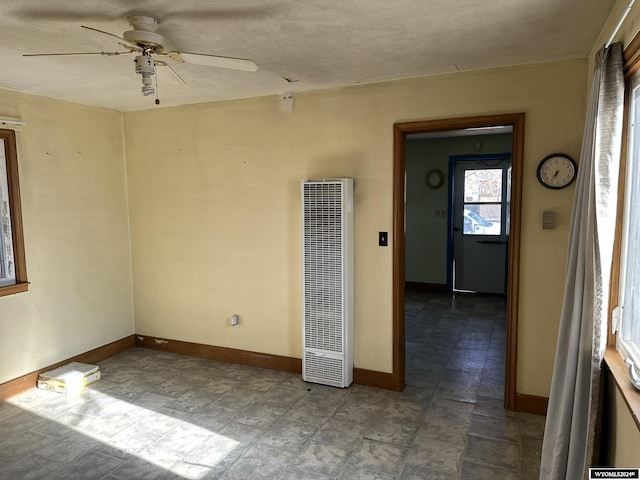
462, 168, 502, 236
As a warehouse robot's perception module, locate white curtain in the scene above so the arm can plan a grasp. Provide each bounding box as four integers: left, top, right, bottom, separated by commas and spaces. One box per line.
539, 42, 624, 480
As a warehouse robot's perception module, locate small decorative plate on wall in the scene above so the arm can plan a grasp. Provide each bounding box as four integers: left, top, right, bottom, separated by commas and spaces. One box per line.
426, 168, 444, 189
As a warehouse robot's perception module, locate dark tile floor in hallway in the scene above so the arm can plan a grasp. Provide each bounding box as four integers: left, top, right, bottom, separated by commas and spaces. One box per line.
404, 288, 543, 479
0, 289, 543, 479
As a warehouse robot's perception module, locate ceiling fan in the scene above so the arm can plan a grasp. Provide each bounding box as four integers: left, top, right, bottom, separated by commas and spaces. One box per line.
23, 15, 259, 103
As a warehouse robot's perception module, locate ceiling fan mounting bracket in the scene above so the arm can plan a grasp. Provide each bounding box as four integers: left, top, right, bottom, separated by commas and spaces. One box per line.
127, 16, 159, 33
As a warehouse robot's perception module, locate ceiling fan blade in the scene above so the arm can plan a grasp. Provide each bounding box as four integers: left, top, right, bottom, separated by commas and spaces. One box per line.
81, 25, 140, 50
23, 51, 133, 58
165, 51, 258, 72
155, 60, 186, 86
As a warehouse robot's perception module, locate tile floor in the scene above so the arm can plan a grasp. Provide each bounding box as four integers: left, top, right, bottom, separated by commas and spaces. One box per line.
0, 289, 544, 479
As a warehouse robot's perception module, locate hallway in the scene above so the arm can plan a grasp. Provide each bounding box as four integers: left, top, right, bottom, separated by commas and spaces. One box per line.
405, 287, 543, 478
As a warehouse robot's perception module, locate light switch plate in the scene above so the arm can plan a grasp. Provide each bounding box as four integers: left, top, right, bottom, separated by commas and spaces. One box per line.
379, 232, 388, 246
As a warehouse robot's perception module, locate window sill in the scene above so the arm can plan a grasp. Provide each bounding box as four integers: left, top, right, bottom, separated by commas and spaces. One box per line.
604, 347, 640, 431
0, 282, 29, 297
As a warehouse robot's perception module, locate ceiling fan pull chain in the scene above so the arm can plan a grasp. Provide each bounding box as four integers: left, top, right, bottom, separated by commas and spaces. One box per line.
155, 71, 160, 105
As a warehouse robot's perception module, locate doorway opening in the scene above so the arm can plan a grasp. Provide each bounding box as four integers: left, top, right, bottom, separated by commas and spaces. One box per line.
392, 113, 525, 411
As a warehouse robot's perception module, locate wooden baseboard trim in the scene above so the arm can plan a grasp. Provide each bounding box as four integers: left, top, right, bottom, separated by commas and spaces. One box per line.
0, 335, 136, 401
135, 334, 302, 374
515, 393, 548, 416
354, 368, 396, 390
405, 281, 447, 293
135, 334, 396, 390
0, 332, 398, 400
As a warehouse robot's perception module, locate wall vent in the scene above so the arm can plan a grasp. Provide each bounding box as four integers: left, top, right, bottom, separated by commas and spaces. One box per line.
301, 179, 354, 388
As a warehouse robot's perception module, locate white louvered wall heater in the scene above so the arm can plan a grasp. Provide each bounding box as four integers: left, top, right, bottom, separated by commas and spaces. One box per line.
301, 178, 354, 388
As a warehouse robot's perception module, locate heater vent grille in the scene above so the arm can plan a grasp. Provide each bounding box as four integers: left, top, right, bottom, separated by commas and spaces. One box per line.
301, 179, 354, 388
303, 351, 344, 388
302, 182, 344, 353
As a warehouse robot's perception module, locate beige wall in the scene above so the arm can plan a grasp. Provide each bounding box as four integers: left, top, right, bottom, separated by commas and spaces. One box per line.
125, 58, 586, 390
604, 376, 640, 467
0, 90, 134, 384
0, 45, 591, 398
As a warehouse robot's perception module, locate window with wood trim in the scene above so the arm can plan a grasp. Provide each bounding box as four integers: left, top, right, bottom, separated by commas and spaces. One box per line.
0, 129, 28, 296
615, 67, 640, 371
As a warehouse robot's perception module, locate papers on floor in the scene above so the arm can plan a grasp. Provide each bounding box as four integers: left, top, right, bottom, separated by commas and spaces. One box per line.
36, 362, 101, 395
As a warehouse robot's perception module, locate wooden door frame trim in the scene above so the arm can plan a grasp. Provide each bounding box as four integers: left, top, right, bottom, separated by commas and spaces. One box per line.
392, 112, 525, 410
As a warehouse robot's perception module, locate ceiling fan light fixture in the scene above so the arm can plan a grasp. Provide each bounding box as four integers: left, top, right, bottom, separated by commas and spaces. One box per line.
134, 54, 156, 96
141, 74, 154, 96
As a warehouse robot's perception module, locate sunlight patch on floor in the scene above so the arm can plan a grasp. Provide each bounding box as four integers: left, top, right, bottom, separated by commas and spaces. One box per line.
8, 387, 239, 480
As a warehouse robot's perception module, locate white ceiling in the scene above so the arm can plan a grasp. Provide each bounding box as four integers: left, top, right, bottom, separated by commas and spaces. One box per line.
0, 0, 616, 112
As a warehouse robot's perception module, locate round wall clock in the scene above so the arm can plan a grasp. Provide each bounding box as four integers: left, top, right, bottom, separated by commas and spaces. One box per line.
536, 153, 577, 189
426, 169, 444, 189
